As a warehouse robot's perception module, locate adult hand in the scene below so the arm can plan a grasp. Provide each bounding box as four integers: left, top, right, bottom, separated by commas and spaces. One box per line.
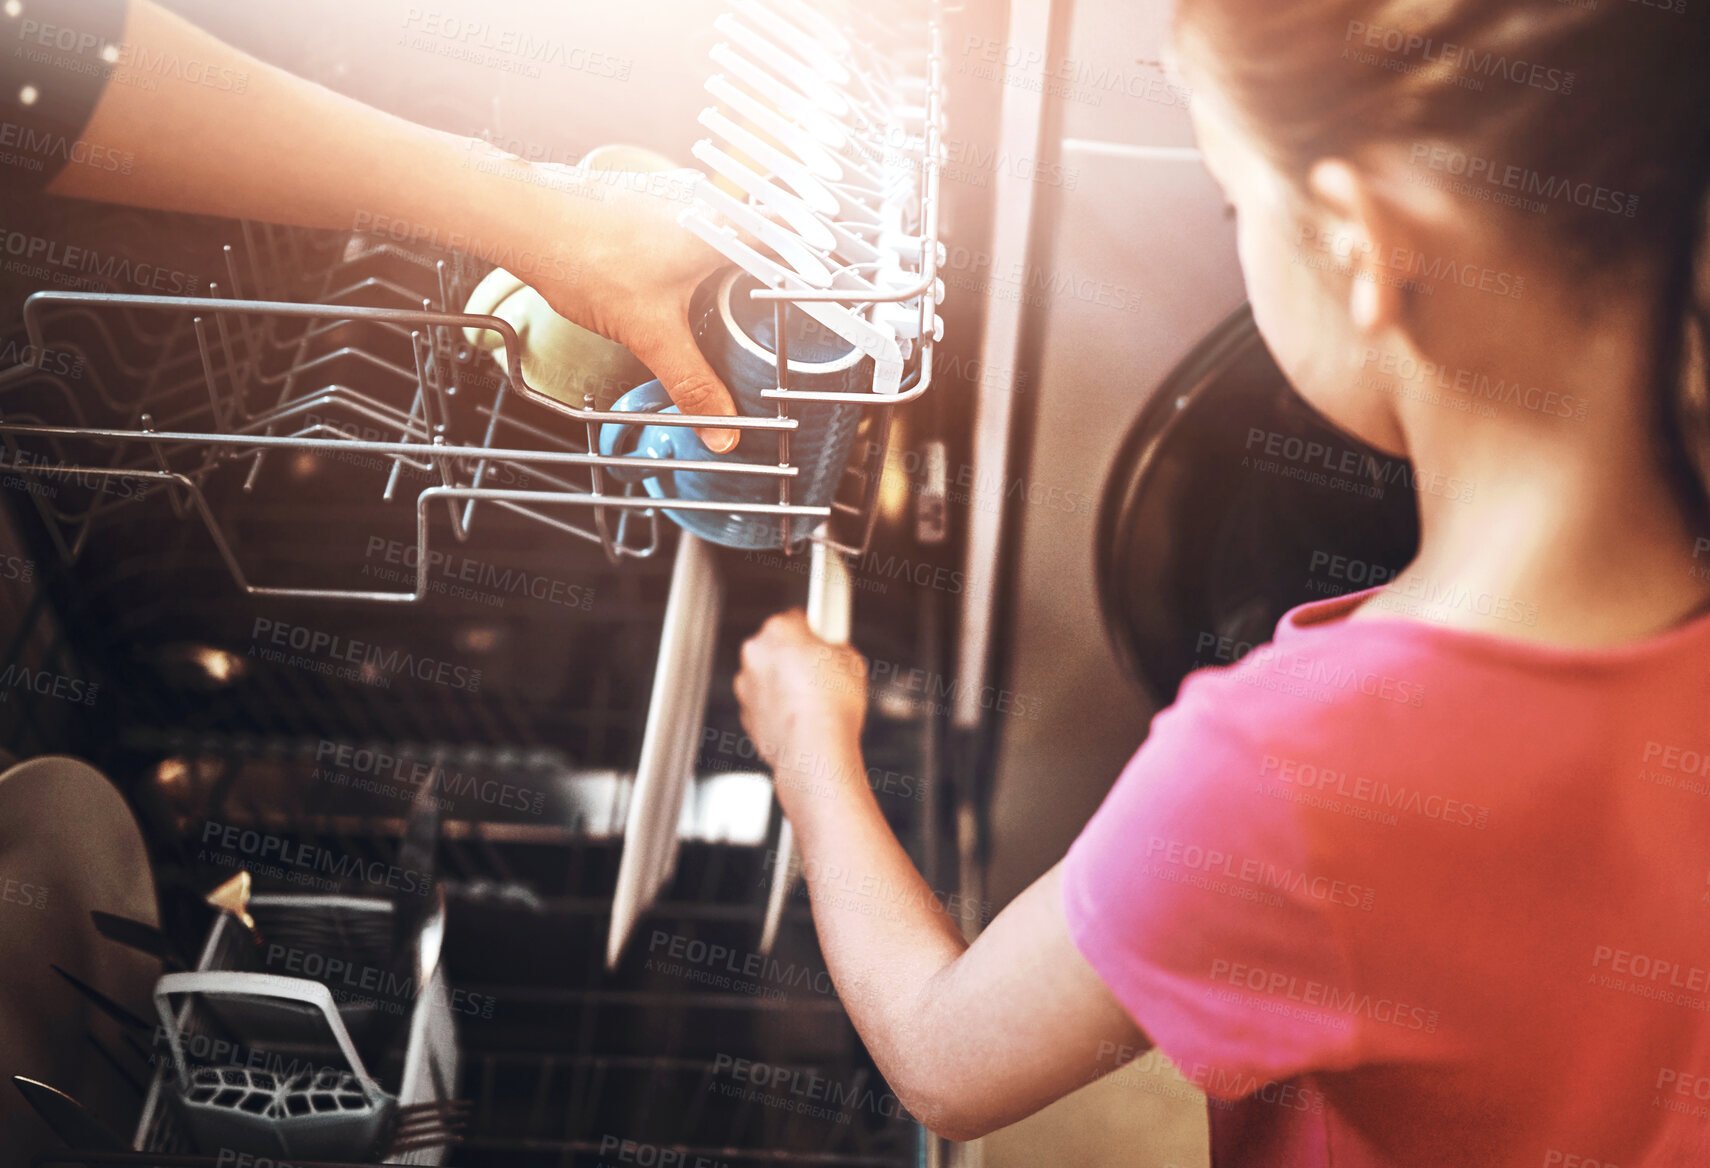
734, 610, 869, 813
521, 166, 741, 452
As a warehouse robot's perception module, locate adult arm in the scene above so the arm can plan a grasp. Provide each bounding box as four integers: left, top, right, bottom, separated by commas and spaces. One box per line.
32, 0, 740, 449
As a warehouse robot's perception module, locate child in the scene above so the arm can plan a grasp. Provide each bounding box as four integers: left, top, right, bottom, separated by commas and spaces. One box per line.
734, 2, 1710, 1163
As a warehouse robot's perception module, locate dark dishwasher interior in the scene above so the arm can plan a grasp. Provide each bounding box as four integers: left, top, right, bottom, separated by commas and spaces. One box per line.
0, 193, 956, 1166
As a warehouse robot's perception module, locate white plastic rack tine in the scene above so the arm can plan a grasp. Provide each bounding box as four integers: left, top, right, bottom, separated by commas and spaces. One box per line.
705, 74, 845, 183
699, 107, 844, 219
714, 13, 851, 118
685, 166, 839, 277
757, 0, 853, 55
683, 206, 909, 396
730, 0, 852, 82
709, 42, 850, 151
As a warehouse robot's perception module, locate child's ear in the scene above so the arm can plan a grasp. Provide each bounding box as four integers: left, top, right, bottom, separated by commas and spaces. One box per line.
1307, 158, 1399, 336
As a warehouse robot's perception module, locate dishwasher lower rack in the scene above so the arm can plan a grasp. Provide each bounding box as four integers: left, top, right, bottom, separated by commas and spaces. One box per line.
133, 893, 460, 1165
443, 846, 931, 1168
134, 744, 941, 1168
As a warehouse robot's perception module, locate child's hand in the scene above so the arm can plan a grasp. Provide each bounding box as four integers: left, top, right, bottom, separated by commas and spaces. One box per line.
734, 610, 869, 796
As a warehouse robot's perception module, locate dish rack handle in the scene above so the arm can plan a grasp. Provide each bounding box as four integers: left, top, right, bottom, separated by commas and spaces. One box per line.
758, 542, 851, 954
152, 970, 388, 1108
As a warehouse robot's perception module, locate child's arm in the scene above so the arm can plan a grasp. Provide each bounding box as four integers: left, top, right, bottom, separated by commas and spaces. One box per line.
736, 611, 1147, 1140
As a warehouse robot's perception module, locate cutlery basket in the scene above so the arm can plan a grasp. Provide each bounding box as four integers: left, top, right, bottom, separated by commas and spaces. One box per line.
132, 894, 459, 1165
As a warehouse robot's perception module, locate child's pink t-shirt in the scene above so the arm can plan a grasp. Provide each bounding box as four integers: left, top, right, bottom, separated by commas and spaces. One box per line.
1062, 586, 1710, 1167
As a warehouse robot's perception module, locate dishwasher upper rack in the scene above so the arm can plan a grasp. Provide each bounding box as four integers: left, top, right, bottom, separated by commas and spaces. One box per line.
0, 13, 944, 603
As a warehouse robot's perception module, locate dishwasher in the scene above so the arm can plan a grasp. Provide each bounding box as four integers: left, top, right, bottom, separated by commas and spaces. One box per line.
0, 2, 990, 1165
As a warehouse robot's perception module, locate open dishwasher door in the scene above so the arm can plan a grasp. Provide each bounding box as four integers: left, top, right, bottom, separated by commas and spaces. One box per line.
0, 2, 966, 1165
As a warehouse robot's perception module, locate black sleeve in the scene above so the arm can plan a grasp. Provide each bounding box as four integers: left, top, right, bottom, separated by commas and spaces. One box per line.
3, 0, 132, 191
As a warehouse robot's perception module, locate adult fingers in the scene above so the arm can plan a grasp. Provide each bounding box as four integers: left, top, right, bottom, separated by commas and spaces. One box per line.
627, 311, 740, 453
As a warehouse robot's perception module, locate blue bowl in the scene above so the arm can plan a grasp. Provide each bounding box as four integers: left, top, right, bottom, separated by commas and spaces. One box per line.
598, 269, 871, 550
